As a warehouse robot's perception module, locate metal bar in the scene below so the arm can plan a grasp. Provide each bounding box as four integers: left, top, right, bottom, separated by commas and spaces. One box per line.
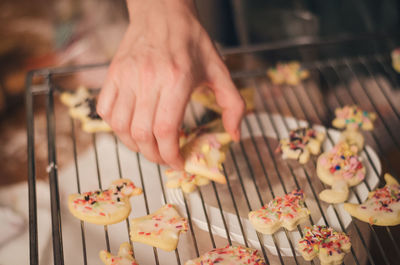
26, 71, 39, 265
69, 118, 88, 265
135, 153, 160, 264
91, 134, 111, 252
230, 0, 249, 45
46, 75, 64, 265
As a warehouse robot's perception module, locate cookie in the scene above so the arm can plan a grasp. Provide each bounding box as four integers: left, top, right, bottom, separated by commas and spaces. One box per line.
182, 132, 231, 184
339, 129, 364, 150
332, 105, 376, 131
344, 173, 400, 226
130, 204, 188, 251
192, 86, 254, 113
165, 168, 210, 193
60, 86, 112, 133
298, 225, 351, 265
267, 61, 309, 85
317, 142, 366, 203
248, 189, 310, 234
276, 127, 325, 164
185, 245, 266, 265
99, 242, 138, 265
391, 48, 400, 73
68, 179, 142, 225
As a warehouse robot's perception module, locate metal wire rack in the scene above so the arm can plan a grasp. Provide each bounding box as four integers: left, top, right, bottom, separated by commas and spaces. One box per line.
26, 37, 400, 265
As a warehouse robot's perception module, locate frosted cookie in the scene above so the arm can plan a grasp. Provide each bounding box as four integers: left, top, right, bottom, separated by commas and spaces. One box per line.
165, 169, 210, 193
185, 245, 266, 265
391, 48, 400, 73
317, 142, 366, 203
99, 242, 138, 265
130, 204, 188, 251
298, 225, 351, 265
267, 61, 309, 85
332, 105, 376, 131
248, 190, 310, 234
60, 86, 111, 133
183, 132, 231, 184
339, 129, 364, 150
192, 86, 254, 113
276, 127, 325, 164
68, 179, 142, 225
344, 173, 400, 226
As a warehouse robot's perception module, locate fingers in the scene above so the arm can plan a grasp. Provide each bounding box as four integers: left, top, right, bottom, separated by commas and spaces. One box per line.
130, 90, 164, 164
97, 76, 118, 120
208, 64, 245, 141
154, 80, 189, 170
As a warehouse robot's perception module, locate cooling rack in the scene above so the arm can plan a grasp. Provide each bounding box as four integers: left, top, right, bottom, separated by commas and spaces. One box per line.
26, 36, 400, 265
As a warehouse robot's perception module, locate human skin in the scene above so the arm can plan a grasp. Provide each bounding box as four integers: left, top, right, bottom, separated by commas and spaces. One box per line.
97, 0, 245, 169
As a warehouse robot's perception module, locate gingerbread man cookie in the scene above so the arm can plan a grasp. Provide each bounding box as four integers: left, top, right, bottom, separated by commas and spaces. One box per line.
344, 173, 400, 226
182, 132, 231, 184
248, 189, 310, 234
317, 142, 366, 204
298, 225, 351, 265
267, 61, 309, 85
332, 105, 376, 131
192, 86, 255, 113
99, 242, 138, 265
185, 245, 266, 265
165, 169, 210, 193
391, 48, 400, 73
130, 204, 188, 252
68, 179, 142, 225
60, 86, 111, 133
276, 127, 325, 164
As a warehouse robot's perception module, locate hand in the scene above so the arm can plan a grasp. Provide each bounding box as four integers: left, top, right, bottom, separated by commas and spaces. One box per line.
97, 0, 245, 169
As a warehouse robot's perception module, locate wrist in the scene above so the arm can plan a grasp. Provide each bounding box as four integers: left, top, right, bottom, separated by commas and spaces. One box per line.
126, 0, 196, 21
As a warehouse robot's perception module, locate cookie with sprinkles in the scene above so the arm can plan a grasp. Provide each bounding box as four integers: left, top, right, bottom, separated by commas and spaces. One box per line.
99, 242, 138, 265
185, 245, 266, 265
332, 105, 376, 131
165, 169, 210, 193
298, 225, 351, 265
60, 86, 111, 133
344, 173, 400, 226
317, 142, 366, 203
248, 189, 310, 234
276, 127, 325, 164
68, 179, 142, 225
183, 132, 231, 184
130, 204, 188, 251
338, 129, 364, 150
267, 61, 309, 85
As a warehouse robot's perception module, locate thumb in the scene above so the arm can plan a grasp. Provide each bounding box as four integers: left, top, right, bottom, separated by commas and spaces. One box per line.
208, 63, 245, 141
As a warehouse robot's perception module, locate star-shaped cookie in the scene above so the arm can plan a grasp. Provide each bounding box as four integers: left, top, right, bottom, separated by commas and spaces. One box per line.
165, 169, 210, 193
248, 189, 310, 234
130, 204, 188, 251
99, 242, 138, 265
276, 127, 325, 164
332, 105, 376, 131
267, 61, 309, 85
317, 142, 366, 203
298, 225, 351, 265
344, 173, 400, 226
185, 245, 266, 265
68, 179, 142, 225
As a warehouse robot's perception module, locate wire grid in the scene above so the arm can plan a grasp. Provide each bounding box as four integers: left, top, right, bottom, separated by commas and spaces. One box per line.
26, 51, 400, 265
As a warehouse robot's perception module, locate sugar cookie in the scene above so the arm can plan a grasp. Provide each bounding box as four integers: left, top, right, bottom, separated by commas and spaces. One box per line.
391, 48, 400, 73
298, 225, 351, 265
192, 86, 254, 113
130, 204, 188, 251
276, 127, 325, 164
185, 245, 266, 265
68, 179, 142, 225
248, 189, 310, 234
165, 169, 210, 193
332, 105, 376, 131
267, 61, 309, 85
183, 132, 231, 184
317, 142, 366, 203
344, 173, 400, 226
99, 242, 138, 265
339, 129, 364, 150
